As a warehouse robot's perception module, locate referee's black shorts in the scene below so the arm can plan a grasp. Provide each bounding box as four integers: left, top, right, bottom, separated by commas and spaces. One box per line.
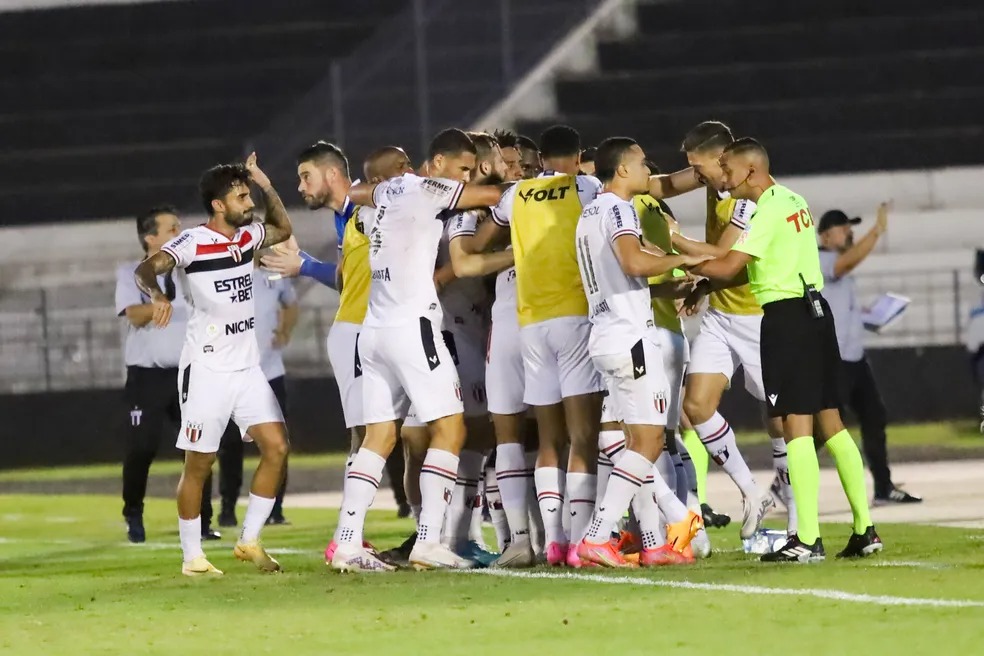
760, 295, 841, 418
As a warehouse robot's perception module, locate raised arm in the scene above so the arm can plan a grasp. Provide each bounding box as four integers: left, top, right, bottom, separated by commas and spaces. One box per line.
449, 237, 514, 278
134, 251, 177, 328
831, 203, 888, 278
245, 152, 292, 248
672, 223, 742, 258
647, 167, 701, 200
455, 183, 508, 210
689, 249, 752, 282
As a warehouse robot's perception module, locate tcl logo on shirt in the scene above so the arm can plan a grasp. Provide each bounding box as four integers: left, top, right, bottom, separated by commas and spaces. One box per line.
785, 209, 814, 233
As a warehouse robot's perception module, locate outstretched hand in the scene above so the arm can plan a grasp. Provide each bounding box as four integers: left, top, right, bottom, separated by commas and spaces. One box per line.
245, 151, 272, 189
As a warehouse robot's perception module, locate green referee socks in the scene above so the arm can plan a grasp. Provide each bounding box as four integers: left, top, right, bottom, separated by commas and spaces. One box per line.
682, 428, 708, 504
786, 436, 821, 545
825, 430, 873, 534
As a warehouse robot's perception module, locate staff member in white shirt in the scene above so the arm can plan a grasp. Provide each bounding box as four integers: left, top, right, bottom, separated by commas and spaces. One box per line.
115, 206, 219, 543
818, 206, 920, 505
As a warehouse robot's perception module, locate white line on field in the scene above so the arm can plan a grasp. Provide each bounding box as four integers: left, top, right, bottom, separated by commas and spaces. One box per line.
875, 560, 950, 570
471, 569, 984, 608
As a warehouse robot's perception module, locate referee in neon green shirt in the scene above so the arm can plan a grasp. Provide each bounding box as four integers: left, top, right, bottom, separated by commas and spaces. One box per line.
690, 138, 882, 562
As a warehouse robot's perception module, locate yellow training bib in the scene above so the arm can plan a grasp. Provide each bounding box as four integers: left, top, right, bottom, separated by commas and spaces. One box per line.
510, 175, 589, 326
334, 208, 370, 325
634, 194, 683, 335
706, 188, 762, 316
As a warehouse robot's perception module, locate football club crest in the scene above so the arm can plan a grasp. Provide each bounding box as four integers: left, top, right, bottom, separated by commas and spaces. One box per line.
184, 421, 204, 443
654, 391, 667, 414
227, 244, 242, 262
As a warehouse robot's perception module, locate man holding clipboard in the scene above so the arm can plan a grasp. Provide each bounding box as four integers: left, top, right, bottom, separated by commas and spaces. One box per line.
818, 205, 921, 506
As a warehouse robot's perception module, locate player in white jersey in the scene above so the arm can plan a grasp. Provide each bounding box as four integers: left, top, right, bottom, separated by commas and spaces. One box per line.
328, 128, 508, 572
573, 137, 708, 567
134, 153, 292, 576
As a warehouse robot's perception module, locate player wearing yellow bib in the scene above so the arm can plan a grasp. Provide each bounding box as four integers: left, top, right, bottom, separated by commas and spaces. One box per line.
693, 138, 881, 562
668, 122, 791, 540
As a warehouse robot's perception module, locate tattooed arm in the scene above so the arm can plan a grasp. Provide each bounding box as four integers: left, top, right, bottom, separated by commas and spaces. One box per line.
245, 152, 293, 248
134, 251, 177, 328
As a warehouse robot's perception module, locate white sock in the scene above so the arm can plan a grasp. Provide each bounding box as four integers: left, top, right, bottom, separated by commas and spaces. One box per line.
597, 430, 625, 506
585, 451, 649, 543
178, 516, 204, 562
630, 476, 664, 550
695, 412, 757, 498
419, 448, 459, 544
533, 466, 565, 546
651, 464, 688, 524
678, 436, 699, 497
442, 449, 482, 548
240, 493, 275, 544
772, 437, 798, 535
566, 472, 597, 544
526, 451, 545, 552
484, 467, 509, 551
496, 443, 530, 542
333, 448, 386, 545
345, 453, 355, 478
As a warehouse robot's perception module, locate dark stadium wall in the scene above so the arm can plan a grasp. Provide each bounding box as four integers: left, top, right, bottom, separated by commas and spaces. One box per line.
0, 345, 977, 469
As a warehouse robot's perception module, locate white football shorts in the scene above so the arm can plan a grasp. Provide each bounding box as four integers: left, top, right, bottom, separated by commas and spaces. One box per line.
688, 307, 765, 402
175, 361, 284, 453
591, 336, 670, 427
520, 316, 604, 406
326, 320, 363, 429
486, 314, 526, 415
360, 319, 464, 425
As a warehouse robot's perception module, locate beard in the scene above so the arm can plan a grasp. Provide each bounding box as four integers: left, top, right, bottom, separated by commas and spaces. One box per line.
226, 209, 253, 227
303, 193, 328, 210
481, 172, 504, 186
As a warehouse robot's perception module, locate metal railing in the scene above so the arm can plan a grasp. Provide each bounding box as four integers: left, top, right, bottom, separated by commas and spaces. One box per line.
1, 267, 979, 394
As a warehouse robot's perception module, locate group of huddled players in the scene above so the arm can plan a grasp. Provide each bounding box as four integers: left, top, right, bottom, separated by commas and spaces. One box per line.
138, 119, 883, 576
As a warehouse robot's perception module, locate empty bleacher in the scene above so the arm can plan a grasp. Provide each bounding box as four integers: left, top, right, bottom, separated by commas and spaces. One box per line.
0, 0, 401, 225
519, 0, 984, 176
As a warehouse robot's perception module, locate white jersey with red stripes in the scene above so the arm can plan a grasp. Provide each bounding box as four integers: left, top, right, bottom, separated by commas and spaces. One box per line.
161, 222, 266, 372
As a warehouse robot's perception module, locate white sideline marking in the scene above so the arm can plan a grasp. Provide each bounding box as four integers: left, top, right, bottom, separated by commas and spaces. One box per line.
472, 569, 984, 608
875, 560, 950, 570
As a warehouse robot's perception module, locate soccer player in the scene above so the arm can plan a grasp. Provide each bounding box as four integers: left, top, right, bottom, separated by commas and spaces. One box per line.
515, 134, 542, 179
573, 137, 707, 567
579, 146, 597, 176
495, 129, 525, 183
431, 131, 513, 562
134, 153, 293, 576
669, 121, 788, 539
329, 128, 507, 571
692, 138, 882, 562
264, 144, 414, 558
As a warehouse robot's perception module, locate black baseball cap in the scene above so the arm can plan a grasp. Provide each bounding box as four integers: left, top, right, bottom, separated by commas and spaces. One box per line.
818, 209, 862, 233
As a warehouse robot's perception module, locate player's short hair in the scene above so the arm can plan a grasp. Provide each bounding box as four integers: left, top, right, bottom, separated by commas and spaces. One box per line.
493, 128, 518, 150
199, 163, 251, 216
680, 121, 734, 154
581, 146, 597, 164
466, 131, 499, 164
296, 140, 350, 178
136, 204, 177, 252
723, 137, 769, 160
539, 124, 581, 158
515, 135, 538, 154
594, 137, 639, 182
363, 145, 405, 181
428, 128, 477, 160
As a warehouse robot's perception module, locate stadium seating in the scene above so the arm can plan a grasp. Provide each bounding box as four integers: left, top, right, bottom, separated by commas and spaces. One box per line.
0, 0, 401, 225
518, 0, 984, 175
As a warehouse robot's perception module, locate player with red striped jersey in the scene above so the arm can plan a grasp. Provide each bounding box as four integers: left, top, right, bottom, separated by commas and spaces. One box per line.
135, 153, 293, 577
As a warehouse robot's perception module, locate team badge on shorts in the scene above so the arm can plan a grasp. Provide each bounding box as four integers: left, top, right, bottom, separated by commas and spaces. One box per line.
454, 381, 463, 401
654, 391, 667, 414
184, 421, 204, 443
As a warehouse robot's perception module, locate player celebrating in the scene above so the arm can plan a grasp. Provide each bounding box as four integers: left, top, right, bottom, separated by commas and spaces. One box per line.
691, 138, 880, 562
669, 121, 789, 538
134, 153, 293, 576
328, 129, 506, 572
573, 137, 706, 567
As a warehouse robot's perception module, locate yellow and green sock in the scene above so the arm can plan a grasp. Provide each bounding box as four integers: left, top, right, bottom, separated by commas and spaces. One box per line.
682, 428, 707, 504
825, 429, 872, 534
786, 436, 820, 545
